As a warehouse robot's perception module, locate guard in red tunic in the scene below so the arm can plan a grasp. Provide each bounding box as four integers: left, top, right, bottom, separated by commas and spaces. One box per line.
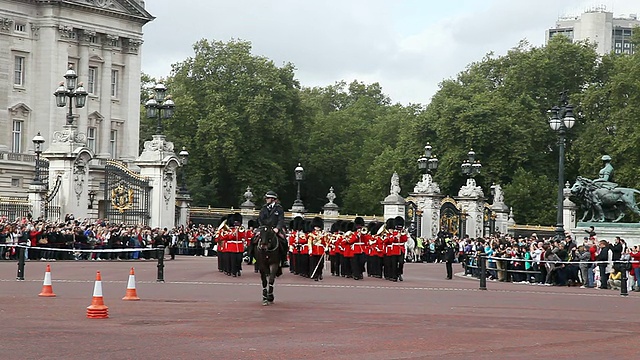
215, 216, 229, 275
347, 217, 369, 280
366, 222, 383, 278
308, 217, 326, 281
226, 213, 245, 277
329, 221, 342, 276
340, 222, 354, 278
288, 216, 304, 275
385, 216, 408, 282
297, 221, 310, 278
246, 219, 259, 273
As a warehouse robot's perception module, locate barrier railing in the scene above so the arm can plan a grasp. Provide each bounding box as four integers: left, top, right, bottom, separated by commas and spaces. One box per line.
463, 255, 637, 296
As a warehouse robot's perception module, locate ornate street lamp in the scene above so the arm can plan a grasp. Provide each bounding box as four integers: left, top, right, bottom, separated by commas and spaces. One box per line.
292, 163, 304, 209
53, 65, 88, 125
461, 148, 482, 177
417, 142, 439, 174
178, 146, 189, 193
144, 81, 175, 135
31, 132, 45, 184
548, 90, 576, 241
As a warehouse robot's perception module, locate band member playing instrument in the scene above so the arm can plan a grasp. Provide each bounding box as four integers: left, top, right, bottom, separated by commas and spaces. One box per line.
329, 221, 342, 277
348, 217, 369, 280
309, 217, 326, 281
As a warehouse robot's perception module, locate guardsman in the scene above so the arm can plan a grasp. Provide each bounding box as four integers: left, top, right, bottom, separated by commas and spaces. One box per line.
247, 219, 259, 273
366, 222, 382, 278
329, 221, 342, 276
340, 222, 354, 278
288, 216, 304, 275
215, 216, 229, 275
296, 221, 310, 278
225, 213, 245, 277
393, 216, 408, 281
309, 217, 326, 281
382, 218, 396, 280
348, 217, 369, 280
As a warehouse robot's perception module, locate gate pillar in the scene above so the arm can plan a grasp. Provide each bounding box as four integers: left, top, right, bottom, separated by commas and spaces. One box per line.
136, 135, 180, 229
411, 173, 443, 239
456, 178, 485, 238
42, 125, 93, 222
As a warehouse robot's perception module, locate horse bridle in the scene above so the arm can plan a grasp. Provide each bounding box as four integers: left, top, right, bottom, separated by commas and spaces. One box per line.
258, 226, 279, 253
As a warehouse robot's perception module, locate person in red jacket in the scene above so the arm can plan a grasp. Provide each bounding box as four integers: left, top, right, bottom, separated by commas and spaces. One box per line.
340, 222, 354, 278
309, 217, 326, 281
347, 217, 369, 280
366, 222, 383, 278
630, 245, 640, 292
328, 221, 342, 277
225, 213, 245, 277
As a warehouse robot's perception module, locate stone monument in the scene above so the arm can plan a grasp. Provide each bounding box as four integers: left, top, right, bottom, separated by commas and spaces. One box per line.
410, 173, 442, 239
381, 172, 405, 221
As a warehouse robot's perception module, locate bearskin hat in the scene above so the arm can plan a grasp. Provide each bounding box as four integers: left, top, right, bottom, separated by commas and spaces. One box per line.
230, 212, 242, 227
346, 221, 356, 232
367, 221, 378, 233
311, 216, 324, 230
248, 219, 258, 229
394, 216, 405, 230
292, 216, 305, 231
385, 218, 395, 230
354, 216, 365, 228
331, 220, 343, 233
339, 221, 349, 233
218, 215, 228, 227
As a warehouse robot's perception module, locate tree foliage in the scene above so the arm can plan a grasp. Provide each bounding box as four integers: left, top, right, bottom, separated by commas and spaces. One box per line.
147, 32, 640, 226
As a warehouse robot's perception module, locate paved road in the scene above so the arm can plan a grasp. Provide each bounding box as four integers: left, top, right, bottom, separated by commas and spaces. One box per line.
1, 257, 638, 359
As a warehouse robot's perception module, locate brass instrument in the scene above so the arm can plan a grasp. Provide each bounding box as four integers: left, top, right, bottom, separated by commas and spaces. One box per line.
238, 226, 245, 232
360, 227, 368, 235
376, 224, 387, 236
344, 231, 353, 237
217, 220, 229, 232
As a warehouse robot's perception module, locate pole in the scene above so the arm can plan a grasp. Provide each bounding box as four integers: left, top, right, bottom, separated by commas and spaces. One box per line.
479, 255, 487, 290
555, 130, 566, 240
16, 246, 25, 281
620, 262, 629, 296
67, 94, 74, 125
296, 180, 301, 202
156, 245, 165, 282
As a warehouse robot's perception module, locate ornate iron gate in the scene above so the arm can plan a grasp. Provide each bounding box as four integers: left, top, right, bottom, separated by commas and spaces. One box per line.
405, 200, 420, 239
483, 205, 496, 237
439, 197, 464, 237
104, 160, 151, 225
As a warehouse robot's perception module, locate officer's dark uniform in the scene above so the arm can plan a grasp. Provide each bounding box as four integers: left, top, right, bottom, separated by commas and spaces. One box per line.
257, 191, 288, 266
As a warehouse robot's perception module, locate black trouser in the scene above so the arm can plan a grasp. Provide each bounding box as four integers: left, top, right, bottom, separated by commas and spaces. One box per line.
310, 254, 323, 279
230, 252, 243, 276
341, 256, 352, 277
386, 255, 399, 280
299, 253, 310, 277
330, 254, 341, 276
368, 255, 382, 277
446, 260, 453, 279
351, 253, 366, 279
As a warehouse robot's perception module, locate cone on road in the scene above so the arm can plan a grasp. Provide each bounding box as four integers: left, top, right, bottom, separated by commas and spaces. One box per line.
86, 271, 109, 319
122, 267, 140, 301
38, 264, 56, 297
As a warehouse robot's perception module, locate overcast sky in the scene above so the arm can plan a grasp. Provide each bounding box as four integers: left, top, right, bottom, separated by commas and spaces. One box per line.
141, 0, 638, 105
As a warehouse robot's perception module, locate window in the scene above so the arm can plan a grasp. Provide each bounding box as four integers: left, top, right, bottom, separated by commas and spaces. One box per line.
111, 69, 119, 97
615, 42, 622, 48
88, 35, 98, 44
624, 43, 630, 48
11, 178, 21, 187
14, 23, 26, 33
110, 38, 119, 47
12, 120, 22, 153
87, 127, 97, 153
88, 66, 98, 94
14, 56, 25, 86
109, 130, 117, 158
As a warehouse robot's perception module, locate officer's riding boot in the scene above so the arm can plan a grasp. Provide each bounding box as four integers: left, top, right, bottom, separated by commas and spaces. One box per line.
279, 238, 289, 267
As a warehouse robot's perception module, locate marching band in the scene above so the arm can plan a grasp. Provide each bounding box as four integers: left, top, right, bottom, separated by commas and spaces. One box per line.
213, 213, 409, 282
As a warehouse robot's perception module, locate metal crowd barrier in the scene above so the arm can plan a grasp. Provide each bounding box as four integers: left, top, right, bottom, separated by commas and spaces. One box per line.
12, 244, 166, 282
464, 255, 636, 296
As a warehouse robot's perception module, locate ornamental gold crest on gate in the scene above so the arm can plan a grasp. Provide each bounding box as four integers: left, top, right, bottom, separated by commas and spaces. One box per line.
111, 184, 134, 213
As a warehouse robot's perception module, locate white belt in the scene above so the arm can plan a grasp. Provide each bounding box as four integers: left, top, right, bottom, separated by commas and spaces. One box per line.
392, 243, 404, 246
353, 242, 365, 245
228, 241, 243, 243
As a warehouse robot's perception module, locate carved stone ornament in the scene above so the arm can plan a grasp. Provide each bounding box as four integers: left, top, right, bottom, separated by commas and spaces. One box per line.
124, 38, 143, 54
413, 174, 440, 194
458, 178, 484, 198
79, 29, 96, 43
30, 23, 40, 38
326, 186, 336, 204
390, 172, 401, 196
0, 18, 13, 32
73, 158, 87, 203
243, 186, 254, 202
58, 25, 75, 39
52, 127, 87, 145
143, 136, 174, 153
163, 171, 174, 202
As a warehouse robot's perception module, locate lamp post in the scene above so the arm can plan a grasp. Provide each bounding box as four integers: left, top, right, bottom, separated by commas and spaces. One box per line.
144, 81, 175, 135
31, 132, 45, 185
53, 65, 88, 125
178, 146, 189, 193
461, 149, 482, 177
87, 190, 97, 209
417, 142, 439, 175
292, 163, 304, 210
548, 90, 576, 241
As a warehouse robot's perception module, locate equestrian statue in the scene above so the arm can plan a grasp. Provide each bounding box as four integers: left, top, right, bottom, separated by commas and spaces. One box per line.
570, 155, 640, 222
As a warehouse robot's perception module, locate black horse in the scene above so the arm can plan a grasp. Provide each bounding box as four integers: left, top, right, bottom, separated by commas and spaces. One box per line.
254, 225, 283, 306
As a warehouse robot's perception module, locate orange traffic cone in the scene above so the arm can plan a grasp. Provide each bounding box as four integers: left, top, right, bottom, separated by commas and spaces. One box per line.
122, 267, 140, 301
86, 271, 109, 319
38, 264, 56, 297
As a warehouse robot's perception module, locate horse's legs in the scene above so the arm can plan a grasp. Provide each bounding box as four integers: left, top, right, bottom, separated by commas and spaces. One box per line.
267, 263, 277, 303
261, 271, 268, 305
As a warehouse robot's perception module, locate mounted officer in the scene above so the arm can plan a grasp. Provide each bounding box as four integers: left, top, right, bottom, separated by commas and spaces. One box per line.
257, 191, 289, 267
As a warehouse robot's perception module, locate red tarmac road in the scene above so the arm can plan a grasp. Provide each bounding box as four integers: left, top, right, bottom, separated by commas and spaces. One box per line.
1, 257, 639, 360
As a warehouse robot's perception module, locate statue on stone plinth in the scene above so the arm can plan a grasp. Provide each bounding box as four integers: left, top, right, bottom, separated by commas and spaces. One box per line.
570, 155, 640, 222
